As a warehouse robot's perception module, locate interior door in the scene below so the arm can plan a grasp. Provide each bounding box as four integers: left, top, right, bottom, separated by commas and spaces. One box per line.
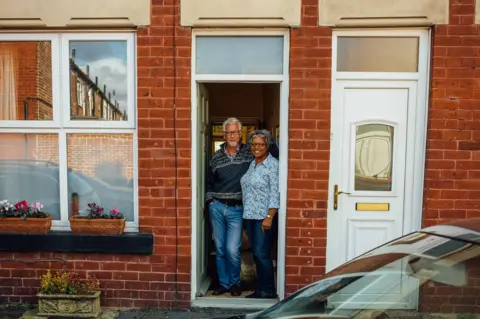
196, 83, 210, 296
327, 80, 418, 308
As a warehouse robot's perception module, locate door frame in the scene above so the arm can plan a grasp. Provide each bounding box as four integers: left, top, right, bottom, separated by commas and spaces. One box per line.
326, 28, 432, 272
190, 29, 290, 303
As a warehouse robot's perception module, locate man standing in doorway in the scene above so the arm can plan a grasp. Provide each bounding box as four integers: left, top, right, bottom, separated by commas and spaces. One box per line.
205, 117, 250, 296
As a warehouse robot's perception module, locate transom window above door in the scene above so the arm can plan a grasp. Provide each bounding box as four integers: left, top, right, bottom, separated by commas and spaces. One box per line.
336, 36, 419, 73
195, 36, 285, 75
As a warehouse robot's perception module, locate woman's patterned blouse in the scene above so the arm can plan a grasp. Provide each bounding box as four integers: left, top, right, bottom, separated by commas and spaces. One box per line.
240, 154, 280, 220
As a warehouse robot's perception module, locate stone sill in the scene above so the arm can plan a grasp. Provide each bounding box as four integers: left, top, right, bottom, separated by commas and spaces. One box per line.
0, 231, 153, 255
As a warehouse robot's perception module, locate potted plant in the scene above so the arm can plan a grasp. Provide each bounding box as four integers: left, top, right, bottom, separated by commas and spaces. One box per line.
0, 200, 52, 234
37, 268, 101, 318
69, 203, 125, 235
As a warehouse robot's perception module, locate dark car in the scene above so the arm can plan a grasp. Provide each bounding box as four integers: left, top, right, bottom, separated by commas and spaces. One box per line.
226, 219, 480, 319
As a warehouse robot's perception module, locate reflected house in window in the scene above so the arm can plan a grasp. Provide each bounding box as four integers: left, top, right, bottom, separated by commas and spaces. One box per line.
0, 41, 53, 121
69, 49, 126, 121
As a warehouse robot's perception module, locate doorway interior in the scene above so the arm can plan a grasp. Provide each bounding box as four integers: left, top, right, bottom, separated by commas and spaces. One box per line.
192, 81, 284, 307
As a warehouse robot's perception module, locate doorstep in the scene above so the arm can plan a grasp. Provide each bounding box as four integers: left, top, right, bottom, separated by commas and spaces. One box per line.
192, 296, 276, 310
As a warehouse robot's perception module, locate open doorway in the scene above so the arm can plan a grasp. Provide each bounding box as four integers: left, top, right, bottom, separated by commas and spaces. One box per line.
194, 82, 281, 301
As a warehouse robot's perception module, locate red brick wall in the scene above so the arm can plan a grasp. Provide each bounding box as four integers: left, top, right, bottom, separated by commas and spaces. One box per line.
285, 0, 332, 295
423, 0, 480, 227
36, 41, 53, 120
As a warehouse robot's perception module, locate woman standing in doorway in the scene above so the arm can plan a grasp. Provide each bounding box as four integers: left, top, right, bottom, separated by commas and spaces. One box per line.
240, 129, 280, 299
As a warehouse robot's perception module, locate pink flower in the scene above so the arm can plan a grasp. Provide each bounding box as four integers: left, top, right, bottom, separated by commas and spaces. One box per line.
110, 207, 120, 216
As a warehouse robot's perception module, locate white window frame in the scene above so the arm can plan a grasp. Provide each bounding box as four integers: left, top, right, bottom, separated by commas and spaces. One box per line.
0, 32, 139, 232
190, 28, 290, 306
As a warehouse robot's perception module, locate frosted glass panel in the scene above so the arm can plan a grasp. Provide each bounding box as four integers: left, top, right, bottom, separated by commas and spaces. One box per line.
355, 124, 394, 191
337, 37, 419, 72
196, 36, 284, 74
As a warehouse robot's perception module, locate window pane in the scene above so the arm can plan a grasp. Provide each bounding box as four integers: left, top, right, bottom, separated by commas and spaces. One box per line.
69, 41, 128, 121
0, 134, 60, 220
355, 124, 394, 191
196, 36, 284, 74
66, 134, 134, 221
337, 37, 419, 72
0, 41, 53, 120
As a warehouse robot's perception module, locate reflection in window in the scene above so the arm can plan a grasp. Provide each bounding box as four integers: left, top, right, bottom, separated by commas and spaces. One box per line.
355, 124, 394, 191
0, 41, 53, 120
0, 134, 60, 219
66, 134, 134, 220
69, 41, 128, 121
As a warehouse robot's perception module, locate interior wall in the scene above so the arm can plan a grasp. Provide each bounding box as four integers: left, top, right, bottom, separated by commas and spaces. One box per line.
263, 84, 280, 139
205, 83, 280, 139
205, 83, 263, 123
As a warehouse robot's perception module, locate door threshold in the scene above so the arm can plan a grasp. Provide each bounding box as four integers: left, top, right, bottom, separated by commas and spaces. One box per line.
192, 296, 277, 309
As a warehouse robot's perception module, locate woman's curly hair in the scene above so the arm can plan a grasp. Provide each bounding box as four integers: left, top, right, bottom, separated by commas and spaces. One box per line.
247, 129, 273, 149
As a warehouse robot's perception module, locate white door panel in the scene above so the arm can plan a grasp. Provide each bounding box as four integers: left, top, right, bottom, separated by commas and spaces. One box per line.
327, 81, 418, 309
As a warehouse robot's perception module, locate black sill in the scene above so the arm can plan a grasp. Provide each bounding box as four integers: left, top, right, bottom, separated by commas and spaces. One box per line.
0, 231, 154, 255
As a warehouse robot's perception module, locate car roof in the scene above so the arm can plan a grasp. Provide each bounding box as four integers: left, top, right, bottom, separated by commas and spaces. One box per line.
420, 218, 480, 244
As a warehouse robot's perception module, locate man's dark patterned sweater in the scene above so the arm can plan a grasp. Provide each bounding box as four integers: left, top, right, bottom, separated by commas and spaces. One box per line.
206, 143, 252, 203
205, 142, 279, 204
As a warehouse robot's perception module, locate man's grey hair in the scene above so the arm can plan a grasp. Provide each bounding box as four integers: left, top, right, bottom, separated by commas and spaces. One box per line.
248, 129, 273, 149
223, 117, 242, 132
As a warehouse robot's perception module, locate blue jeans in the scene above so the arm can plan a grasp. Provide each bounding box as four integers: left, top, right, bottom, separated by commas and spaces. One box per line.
209, 201, 243, 289
245, 218, 276, 295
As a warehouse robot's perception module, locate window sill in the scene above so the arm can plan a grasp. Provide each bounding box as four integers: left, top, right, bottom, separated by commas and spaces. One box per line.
0, 231, 153, 255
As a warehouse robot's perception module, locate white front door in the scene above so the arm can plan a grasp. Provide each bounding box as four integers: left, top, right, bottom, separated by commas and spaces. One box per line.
327, 80, 420, 309
196, 83, 210, 296
327, 80, 416, 270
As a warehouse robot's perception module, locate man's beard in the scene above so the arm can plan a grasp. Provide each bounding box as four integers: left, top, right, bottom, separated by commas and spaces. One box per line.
227, 140, 238, 147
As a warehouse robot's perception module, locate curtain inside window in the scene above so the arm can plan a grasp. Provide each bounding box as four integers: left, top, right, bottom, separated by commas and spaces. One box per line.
0, 46, 17, 120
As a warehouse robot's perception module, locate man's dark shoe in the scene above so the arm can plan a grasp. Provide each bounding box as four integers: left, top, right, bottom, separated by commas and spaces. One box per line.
212, 286, 229, 296
246, 291, 277, 299
230, 284, 242, 296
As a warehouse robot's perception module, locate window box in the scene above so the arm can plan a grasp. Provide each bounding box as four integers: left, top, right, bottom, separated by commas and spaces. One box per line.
37, 291, 101, 318
0, 215, 52, 234
69, 217, 125, 235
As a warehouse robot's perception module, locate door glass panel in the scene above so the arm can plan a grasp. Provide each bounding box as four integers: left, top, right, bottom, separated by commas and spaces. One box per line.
355, 124, 394, 191
195, 36, 284, 74
337, 37, 419, 72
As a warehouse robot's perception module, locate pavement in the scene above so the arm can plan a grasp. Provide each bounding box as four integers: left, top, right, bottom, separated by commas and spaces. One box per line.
1, 306, 256, 319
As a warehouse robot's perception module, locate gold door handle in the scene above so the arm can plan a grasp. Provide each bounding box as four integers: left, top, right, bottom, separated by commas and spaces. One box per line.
333, 184, 351, 210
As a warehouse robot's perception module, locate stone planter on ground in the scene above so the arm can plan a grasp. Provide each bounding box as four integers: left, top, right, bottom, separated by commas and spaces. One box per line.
37, 291, 101, 318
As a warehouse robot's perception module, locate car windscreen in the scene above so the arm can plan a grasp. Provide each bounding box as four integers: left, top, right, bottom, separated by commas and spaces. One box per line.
257, 232, 480, 319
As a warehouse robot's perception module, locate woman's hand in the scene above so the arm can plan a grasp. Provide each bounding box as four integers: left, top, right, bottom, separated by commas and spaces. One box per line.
262, 208, 277, 232
262, 217, 272, 232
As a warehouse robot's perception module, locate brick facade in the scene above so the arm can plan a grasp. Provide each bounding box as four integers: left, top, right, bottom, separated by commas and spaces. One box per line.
0, 0, 478, 312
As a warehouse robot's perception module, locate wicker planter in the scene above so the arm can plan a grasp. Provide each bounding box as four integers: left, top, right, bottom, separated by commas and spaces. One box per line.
69, 217, 125, 235
37, 291, 101, 318
0, 215, 52, 234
